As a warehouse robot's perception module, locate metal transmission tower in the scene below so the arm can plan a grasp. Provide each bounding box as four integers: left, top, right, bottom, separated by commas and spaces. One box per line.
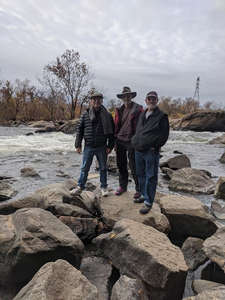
193, 76, 200, 101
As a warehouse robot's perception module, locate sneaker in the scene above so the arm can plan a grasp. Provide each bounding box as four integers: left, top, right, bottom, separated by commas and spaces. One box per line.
115, 187, 127, 196
139, 204, 152, 214
101, 188, 109, 197
70, 186, 83, 195
134, 196, 145, 203
133, 191, 141, 199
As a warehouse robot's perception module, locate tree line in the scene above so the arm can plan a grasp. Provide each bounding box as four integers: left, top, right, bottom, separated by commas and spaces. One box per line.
0, 49, 223, 122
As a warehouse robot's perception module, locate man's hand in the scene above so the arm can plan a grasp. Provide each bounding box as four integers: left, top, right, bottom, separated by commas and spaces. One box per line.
106, 148, 112, 154
75, 147, 82, 154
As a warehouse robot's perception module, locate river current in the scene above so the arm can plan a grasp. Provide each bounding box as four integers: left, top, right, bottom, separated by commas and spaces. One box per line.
0, 126, 225, 205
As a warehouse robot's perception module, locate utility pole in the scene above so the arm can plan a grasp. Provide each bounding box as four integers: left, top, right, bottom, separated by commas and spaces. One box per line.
193, 76, 200, 101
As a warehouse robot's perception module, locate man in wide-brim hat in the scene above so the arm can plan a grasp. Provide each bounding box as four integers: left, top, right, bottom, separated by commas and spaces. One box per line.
114, 86, 143, 198
71, 91, 115, 197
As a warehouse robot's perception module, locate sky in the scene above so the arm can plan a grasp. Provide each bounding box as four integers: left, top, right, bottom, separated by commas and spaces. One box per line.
0, 0, 225, 106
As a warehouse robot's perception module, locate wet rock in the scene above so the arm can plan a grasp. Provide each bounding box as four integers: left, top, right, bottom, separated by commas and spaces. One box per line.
173, 150, 183, 154
159, 194, 217, 240
209, 133, 225, 145
101, 191, 170, 233
0, 208, 84, 289
94, 219, 188, 300
111, 275, 149, 300
58, 119, 79, 134
192, 279, 224, 294
160, 154, 191, 170
20, 167, 40, 178
25, 132, 34, 136
28, 120, 55, 128
181, 237, 207, 270
168, 168, 215, 194
184, 285, 225, 299
0, 181, 17, 201
214, 177, 225, 200
80, 257, 112, 300
203, 227, 225, 272
35, 125, 56, 133
161, 167, 174, 179
13, 259, 98, 300
211, 200, 225, 220
219, 151, 225, 163
173, 111, 225, 132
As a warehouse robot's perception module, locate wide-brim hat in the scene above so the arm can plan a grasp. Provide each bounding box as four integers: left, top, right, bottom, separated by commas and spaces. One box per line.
89, 92, 103, 99
117, 86, 137, 99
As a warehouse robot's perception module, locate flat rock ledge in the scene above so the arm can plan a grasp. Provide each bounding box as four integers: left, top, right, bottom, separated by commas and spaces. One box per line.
94, 218, 188, 300
13, 259, 99, 300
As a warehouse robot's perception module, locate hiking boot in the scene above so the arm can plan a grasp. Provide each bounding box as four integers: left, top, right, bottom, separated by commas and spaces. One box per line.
139, 204, 152, 214
115, 187, 127, 196
101, 188, 109, 197
133, 191, 141, 199
134, 196, 145, 203
70, 186, 83, 195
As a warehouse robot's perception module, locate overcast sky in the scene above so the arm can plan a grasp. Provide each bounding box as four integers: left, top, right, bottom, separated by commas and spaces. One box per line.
0, 0, 225, 105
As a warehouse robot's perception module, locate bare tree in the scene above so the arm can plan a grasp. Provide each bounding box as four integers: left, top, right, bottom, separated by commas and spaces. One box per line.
45, 49, 92, 119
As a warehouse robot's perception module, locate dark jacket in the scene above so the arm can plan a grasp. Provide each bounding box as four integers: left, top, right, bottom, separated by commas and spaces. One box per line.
114, 102, 143, 142
75, 106, 115, 149
131, 107, 169, 152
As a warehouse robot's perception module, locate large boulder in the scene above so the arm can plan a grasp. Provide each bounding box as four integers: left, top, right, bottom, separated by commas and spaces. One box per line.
209, 133, 225, 145
0, 207, 84, 289
214, 177, 225, 200
58, 119, 79, 134
168, 168, 215, 194
211, 200, 225, 220
13, 259, 99, 300
101, 191, 170, 233
20, 167, 40, 178
111, 275, 148, 300
0, 181, 17, 201
181, 237, 207, 270
94, 219, 188, 300
160, 154, 191, 170
192, 279, 224, 295
174, 111, 225, 132
159, 194, 217, 240
184, 285, 225, 299
219, 151, 225, 163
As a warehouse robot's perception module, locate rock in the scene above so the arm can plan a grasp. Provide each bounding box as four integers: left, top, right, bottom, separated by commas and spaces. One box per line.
160, 154, 191, 170
159, 194, 217, 240
203, 227, 225, 272
209, 133, 225, 145
168, 168, 215, 194
184, 285, 225, 299
161, 167, 174, 179
111, 275, 149, 300
58, 119, 79, 134
219, 151, 225, 163
80, 257, 112, 300
0, 208, 84, 289
34, 125, 56, 133
13, 259, 98, 300
201, 262, 225, 285
181, 237, 207, 270
25, 132, 34, 136
211, 200, 225, 220
20, 167, 40, 178
173, 150, 183, 154
192, 279, 224, 295
0, 181, 17, 200
59, 216, 98, 241
94, 219, 188, 300
214, 177, 225, 200
101, 191, 170, 233
28, 120, 55, 128
96, 154, 118, 173
173, 111, 225, 132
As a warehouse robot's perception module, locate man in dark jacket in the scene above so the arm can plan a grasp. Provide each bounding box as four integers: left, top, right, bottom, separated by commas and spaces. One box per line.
71, 92, 114, 197
131, 91, 169, 214
114, 87, 143, 198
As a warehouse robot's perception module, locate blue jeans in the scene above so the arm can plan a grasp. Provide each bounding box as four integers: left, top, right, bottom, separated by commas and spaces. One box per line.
78, 146, 107, 189
135, 149, 160, 207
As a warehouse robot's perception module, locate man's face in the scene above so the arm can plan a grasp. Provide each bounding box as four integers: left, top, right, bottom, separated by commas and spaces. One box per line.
90, 97, 102, 110
121, 94, 132, 104
145, 96, 158, 111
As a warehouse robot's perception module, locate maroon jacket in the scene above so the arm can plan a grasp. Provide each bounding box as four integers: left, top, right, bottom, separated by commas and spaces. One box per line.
114, 102, 143, 142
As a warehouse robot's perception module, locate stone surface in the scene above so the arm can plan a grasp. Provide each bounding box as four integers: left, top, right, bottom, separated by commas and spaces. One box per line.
13, 259, 98, 300
101, 191, 170, 233
211, 200, 225, 220
181, 237, 207, 270
160, 154, 191, 170
168, 168, 215, 194
94, 219, 188, 300
20, 167, 40, 178
0, 181, 17, 201
111, 275, 149, 300
214, 177, 225, 200
58, 119, 79, 134
209, 133, 225, 145
184, 285, 225, 299
219, 151, 225, 163
0, 207, 84, 288
159, 194, 217, 240
203, 227, 225, 272
28, 120, 55, 128
192, 279, 224, 295
80, 257, 112, 300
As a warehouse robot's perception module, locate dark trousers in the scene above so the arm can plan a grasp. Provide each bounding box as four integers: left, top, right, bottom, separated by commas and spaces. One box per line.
116, 140, 139, 192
